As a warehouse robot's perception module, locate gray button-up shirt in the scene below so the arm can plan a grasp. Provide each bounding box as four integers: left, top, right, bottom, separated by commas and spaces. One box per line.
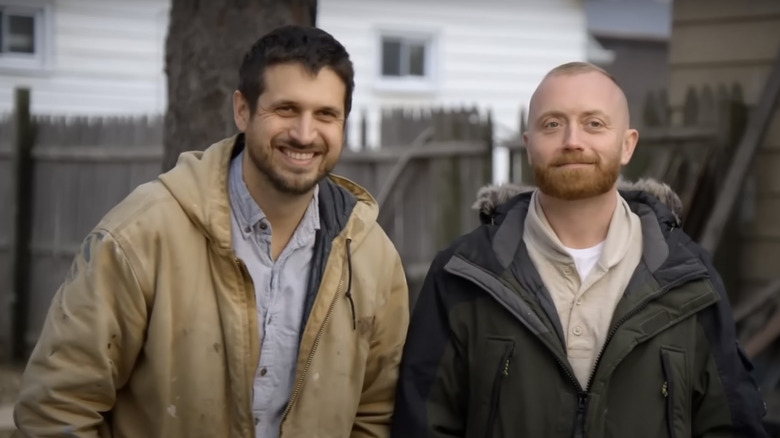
228, 150, 319, 438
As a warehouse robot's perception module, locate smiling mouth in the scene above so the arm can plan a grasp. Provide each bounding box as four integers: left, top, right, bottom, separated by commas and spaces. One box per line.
280, 148, 317, 160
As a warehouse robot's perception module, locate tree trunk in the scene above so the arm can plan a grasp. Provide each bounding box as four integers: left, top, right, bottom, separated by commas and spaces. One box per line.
162, 0, 317, 171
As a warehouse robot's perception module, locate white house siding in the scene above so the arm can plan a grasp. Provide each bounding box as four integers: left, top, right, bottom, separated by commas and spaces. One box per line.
0, 0, 587, 182
317, 0, 588, 182
0, 0, 169, 116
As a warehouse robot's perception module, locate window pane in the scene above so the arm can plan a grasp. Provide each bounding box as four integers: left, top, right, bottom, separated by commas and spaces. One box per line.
381, 39, 401, 76
8, 15, 35, 54
408, 43, 426, 77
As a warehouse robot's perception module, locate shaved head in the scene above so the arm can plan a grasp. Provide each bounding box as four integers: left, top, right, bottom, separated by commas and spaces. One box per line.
523, 61, 639, 201
529, 62, 632, 130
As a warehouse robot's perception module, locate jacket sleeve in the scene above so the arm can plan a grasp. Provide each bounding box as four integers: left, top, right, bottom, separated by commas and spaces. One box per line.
14, 230, 149, 438
390, 253, 468, 438
351, 245, 410, 438
692, 247, 768, 437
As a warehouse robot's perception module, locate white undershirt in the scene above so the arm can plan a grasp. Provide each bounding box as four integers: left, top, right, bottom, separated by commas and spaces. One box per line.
563, 241, 605, 280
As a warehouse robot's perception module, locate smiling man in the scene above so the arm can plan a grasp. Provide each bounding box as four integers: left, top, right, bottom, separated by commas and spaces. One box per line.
14, 26, 409, 438
390, 62, 767, 437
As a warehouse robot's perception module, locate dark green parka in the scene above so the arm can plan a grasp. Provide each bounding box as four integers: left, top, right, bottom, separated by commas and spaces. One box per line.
390, 183, 767, 438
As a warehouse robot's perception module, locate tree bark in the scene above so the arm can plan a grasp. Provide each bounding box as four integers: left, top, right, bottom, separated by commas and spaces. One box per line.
162, 0, 317, 171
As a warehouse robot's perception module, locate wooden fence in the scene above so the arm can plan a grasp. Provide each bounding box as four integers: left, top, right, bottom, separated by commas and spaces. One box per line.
0, 89, 492, 363
336, 107, 492, 292
0, 90, 165, 363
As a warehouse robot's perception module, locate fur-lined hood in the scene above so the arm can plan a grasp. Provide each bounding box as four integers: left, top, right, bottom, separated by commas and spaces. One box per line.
472, 178, 683, 226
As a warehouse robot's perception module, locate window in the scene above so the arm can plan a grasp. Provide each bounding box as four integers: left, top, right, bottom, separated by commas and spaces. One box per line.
376, 29, 437, 92
1, 10, 36, 54
0, 1, 52, 71
381, 36, 428, 78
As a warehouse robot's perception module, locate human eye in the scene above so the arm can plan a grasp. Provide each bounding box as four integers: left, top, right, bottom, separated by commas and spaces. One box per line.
317, 109, 338, 119
586, 119, 605, 129
275, 104, 296, 116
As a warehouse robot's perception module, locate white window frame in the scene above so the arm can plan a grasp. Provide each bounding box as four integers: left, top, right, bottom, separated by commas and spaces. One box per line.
0, 0, 53, 73
374, 27, 439, 93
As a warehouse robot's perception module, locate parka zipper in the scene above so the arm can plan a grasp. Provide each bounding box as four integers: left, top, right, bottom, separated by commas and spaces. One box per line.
573, 392, 588, 438
574, 270, 708, 436
660, 351, 677, 438
485, 343, 514, 438
549, 352, 588, 438
583, 271, 707, 391
449, 256, 708, 438
446, 258, 588, 434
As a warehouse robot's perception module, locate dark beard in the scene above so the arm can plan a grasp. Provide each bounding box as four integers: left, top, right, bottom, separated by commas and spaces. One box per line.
248, 140, 332, 196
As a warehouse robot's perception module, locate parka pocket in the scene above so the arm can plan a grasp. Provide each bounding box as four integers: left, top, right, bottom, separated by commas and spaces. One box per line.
660, 346, 690, 438
484, 337, 515, 438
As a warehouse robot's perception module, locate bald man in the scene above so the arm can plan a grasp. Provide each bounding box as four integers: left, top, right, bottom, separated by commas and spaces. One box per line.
390, 62, 768, 437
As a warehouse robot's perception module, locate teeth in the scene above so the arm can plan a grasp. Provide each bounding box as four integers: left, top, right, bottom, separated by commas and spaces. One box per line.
283, 150, 315, 160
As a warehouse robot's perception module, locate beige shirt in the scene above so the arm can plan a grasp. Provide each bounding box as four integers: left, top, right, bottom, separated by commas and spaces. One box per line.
524, 191, 643, 388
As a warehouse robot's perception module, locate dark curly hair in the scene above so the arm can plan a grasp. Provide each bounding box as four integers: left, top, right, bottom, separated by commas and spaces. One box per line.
238, 25, 355, 117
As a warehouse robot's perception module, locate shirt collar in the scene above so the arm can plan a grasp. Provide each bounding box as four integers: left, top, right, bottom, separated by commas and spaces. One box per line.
525, 190, 636, 269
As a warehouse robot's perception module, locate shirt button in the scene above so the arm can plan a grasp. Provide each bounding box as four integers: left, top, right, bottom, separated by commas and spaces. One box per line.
254, 417, 260, 425
575, 299, 583, 306
260, 367, 267, 376
573, 326, 583, 336
259, 222, 268, 230
563, 267, 572, 275
244, 225, 251, 233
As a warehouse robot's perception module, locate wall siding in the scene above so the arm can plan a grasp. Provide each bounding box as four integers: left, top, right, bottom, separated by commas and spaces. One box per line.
0, 0, 588, 183
0, 0, 169, 116
318, 0, 588, 158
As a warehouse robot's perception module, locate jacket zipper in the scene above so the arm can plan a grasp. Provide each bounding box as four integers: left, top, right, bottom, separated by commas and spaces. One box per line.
447, 258, 587, 435
448, 257, 707, 437
584, 271, 707, 390
573, 392, 588, 438
485, 343, 514, 438
280, 260, 348, 424
547, 352, 587, 437
575, 270, 708, 436
233, 256, 258, 437
660, 352, 677, 438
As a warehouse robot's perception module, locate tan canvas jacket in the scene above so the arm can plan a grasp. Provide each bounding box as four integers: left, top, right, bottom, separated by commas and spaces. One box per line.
14, 136, 410, 438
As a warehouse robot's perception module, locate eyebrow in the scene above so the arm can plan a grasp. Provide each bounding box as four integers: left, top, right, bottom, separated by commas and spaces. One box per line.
535, 110, 611, 124
535, 110, 565, 124
581, 110, 610, 120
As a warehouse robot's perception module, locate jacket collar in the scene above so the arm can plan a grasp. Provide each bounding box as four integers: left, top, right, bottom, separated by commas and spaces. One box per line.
157, 134, 375, 252
463, 179, 705, 290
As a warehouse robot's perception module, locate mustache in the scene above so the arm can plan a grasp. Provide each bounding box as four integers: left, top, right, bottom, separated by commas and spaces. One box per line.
550, 151, 599, 166
275, 139, 324, 153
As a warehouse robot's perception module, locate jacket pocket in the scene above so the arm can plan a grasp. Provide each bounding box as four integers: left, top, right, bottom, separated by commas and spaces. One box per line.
484, 338, 515, 438
660, 346, 690, 438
